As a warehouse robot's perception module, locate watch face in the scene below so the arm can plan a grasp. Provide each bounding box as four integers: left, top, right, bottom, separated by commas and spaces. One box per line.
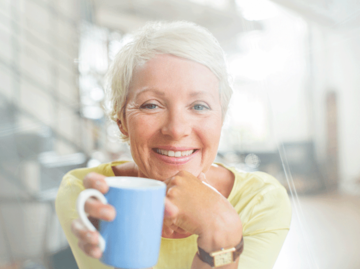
214, 252, 233, 267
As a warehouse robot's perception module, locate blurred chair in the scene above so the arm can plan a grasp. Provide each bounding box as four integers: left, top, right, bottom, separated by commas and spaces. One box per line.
281, 141, 325, 194
50, 247, 78, 269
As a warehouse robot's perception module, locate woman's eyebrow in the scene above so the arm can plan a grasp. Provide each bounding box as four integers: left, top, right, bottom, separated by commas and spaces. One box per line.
189, 91, 217, 100
135, 87, 165, 98
189, 91, 210, 97
134, 88, 216, 100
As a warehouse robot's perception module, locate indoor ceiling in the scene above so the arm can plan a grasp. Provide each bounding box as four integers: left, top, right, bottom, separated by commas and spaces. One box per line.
91, 0, 261, 52
90, 0, 360, 53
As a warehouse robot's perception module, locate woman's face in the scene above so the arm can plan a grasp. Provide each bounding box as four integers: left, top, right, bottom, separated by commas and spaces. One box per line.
121, 54, 223, 180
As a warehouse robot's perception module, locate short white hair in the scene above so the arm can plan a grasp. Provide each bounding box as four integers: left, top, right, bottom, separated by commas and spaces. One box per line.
105, 21, 233, 141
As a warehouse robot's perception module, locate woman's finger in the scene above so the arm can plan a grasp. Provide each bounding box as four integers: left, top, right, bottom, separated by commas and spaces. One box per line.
168, 223, 180, 231
71, 218, 86, 239
71, 219, 99, 245
163, 210, 181, 234
84, 197, 116, 221
174, 227, 188, 234
163, 221, 191, 236
164, 197, 178, 218
83, 172, 109, 194
162, 224, 174, 237
78, 241, 102, 259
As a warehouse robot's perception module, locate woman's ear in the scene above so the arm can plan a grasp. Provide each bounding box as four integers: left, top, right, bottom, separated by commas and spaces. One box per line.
117, 119, 129, 137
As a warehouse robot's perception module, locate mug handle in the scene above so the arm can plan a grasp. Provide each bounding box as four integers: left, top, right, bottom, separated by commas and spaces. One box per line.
76, 189, 107, 252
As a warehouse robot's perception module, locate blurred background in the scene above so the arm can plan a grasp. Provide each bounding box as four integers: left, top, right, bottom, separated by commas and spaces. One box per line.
0, 0, 360, 268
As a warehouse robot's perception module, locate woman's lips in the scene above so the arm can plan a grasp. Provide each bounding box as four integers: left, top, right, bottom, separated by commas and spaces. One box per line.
152, 148, 199, 164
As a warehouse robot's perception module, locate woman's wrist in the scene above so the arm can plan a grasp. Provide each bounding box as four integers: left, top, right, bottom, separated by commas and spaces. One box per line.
197, 213, 242, 252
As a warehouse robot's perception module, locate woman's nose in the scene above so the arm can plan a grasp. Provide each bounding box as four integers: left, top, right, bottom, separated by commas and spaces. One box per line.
160, 110, 191, 140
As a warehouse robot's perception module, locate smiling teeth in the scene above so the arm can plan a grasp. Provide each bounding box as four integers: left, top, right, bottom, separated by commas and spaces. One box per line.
156, 149, 194, 157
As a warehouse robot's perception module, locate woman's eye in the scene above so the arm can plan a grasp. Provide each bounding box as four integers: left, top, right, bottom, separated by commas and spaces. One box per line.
193, 104, 209, 111
141, 104, 158, 109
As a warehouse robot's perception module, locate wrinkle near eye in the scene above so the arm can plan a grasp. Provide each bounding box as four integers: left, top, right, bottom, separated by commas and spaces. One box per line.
125, 101, 142, 117
126, 101, 137, 110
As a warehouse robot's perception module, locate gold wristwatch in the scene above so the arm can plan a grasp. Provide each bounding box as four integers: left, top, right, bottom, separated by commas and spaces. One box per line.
197, 237, 244, 267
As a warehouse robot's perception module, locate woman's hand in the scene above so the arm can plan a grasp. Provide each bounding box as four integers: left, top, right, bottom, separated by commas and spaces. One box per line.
70, 172, 116, 258
163, 171, 242, 250
161, 172, 208, 237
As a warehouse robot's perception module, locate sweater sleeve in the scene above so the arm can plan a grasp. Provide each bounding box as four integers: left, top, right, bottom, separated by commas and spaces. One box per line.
238, 186, 292, 269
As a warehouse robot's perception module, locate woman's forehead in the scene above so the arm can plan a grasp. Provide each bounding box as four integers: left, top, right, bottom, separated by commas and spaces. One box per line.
132, 86, 219, 102
128, 54, 220, 98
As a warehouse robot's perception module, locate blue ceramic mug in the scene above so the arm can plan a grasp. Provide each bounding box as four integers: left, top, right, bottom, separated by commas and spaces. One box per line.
76, 176, 166, 269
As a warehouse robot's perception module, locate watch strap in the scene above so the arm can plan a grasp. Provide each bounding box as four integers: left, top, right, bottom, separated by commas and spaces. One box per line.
197, 237, 244, 267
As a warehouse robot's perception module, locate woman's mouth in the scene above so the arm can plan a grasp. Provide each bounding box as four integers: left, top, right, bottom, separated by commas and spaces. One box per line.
152, 148, 198, 164
155, 149, 196, 157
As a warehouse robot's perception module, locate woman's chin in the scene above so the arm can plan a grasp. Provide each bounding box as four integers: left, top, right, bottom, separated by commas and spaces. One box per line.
137, 156, 204, 180
150, 170, 181, 181
146, 167, 201, 181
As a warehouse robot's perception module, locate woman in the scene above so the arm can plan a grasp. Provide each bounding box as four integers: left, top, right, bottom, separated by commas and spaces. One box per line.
56, 21, 291, 269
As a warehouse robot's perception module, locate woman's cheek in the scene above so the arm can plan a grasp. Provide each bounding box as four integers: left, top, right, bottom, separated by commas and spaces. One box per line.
129, 114, 162, 139
200, 115, 222, 135
200, 120, 222, 156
